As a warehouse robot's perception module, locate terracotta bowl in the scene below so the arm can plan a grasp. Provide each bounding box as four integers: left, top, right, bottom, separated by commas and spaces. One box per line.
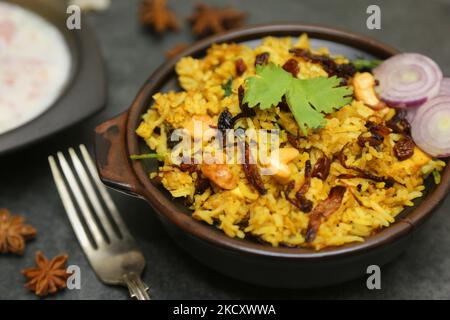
95, 24, 450, 288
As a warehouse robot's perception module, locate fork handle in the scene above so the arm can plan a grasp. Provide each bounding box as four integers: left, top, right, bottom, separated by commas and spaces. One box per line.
123, 272, 150, 300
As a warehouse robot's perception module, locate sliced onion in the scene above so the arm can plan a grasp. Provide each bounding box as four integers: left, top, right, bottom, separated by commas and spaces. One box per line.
406, 106, 419, 123
373, 53, 443, 108
439, 77, 450, 96
411, 95, 450, 158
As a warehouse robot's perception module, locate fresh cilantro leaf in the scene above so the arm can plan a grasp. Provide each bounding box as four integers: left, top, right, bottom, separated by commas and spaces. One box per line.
244, 63, 292, 109
243, 63, 353, 134
221, 78, 233, 97
352, 59, 382, 71
285, 83, 327, 133
287, 76, 352, 132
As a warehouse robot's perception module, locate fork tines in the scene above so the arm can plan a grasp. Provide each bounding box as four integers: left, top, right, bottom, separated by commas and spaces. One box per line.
48, 145, 130, 251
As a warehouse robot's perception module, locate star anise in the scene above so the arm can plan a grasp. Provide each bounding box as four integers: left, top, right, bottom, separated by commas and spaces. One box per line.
22, 251, 71, 297
188, 3, 247, 37
139, 0, 180, 33
165, 43, 189, 58
0, 208, 36, 255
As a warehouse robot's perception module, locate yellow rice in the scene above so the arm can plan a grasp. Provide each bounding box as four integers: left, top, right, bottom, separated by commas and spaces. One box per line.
136, 34, 446, 250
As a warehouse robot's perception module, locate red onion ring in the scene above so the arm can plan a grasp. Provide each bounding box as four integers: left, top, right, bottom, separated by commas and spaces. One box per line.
374, 53, 443, 108
411, 95, 450, 158
406, 106, 419, 123
439, 77, 450, 96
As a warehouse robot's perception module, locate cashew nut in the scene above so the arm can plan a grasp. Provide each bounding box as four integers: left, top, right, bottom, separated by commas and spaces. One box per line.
268, 147, 300, 184
353, 72, 385, 109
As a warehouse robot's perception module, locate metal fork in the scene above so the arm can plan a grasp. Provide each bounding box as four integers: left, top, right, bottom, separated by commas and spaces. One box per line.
48, 145, 150, 300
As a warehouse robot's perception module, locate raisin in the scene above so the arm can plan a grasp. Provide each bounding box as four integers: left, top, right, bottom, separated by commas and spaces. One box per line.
218, 109, 233, 131
238, 85, 245, 105
334, 63, 356, 78
394, 138, 415, 161
386, 110, 411, 135
289, 48, 356, 78
179, 162, 199, 174
235, 58, 247, 76
282, 58, 300, 77
311, 156, 331, 180
255, 52, 270, 66
195, 176, 210, 194
358, 121, 391, 147
217, 109, 234, 146
365, 121, 391, 136
231, 86, 256, 125
357, 132, 384, 147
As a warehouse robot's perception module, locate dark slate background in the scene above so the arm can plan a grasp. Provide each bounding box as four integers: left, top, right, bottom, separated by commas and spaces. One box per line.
1, 0, 449, 300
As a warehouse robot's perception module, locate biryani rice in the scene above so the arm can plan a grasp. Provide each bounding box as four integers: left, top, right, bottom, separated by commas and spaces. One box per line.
136, 34, 446, 250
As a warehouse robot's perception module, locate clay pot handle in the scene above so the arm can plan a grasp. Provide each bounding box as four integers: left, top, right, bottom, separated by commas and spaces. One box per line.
95, 112, 145, 198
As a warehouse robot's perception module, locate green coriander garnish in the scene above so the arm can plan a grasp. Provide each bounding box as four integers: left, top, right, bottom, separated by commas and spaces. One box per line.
243, 63, 353, 134
352, 59, 383, 71
222, 77, 233, 97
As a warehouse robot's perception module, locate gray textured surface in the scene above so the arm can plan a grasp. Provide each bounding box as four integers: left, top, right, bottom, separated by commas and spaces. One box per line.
1, 0, 449, 300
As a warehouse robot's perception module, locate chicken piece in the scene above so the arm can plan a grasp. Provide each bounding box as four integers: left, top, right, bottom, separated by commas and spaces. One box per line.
184, 115, 215, 139
200, 163, 238, 190
391, 147, 431, 176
